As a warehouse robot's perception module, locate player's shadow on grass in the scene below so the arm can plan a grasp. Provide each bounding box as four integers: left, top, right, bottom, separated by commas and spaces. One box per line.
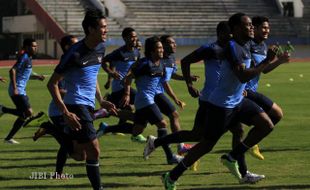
188, 184, 310, 189
0, 162, 84, 169
4, 182, 163, 189
74, 170, 168, 178
0, 156, 55, 161
212, 147, 309, 154
0, 148, 58, 153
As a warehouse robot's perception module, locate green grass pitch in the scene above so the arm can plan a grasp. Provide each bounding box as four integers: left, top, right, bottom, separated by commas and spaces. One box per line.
0, 62, 309, 189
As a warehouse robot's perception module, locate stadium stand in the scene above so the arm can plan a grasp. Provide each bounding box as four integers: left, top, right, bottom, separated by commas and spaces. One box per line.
30, 0, 310, 44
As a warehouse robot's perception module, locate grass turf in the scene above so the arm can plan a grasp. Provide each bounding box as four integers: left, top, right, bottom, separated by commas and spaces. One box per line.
0, 62, 309, 189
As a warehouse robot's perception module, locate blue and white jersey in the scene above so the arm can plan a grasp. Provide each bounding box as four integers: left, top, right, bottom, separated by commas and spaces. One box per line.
132, 57, 165, 109
104, 46, 140, 92
8, 53, 32, 96
208, 40, 252, 108
245, 40, 267, 92
48, 80, 65, 117
156, 54, 177, 94
196, 42, 224, 102
55, 40, 105, 108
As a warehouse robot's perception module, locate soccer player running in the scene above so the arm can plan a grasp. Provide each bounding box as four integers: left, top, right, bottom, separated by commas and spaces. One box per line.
144, 21, 265, 183
144, 21, 232, 158
124, 36, 183, 164
160, 13, 278, 189
33, 35, 80, 179
245, 16, 289, 129
97, 27, 145, 140
47, 9, 117, 189
155, 35, 197, 154
0, 38, 45, 144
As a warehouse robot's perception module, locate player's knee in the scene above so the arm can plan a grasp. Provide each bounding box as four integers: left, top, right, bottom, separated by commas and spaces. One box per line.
170, 111, 179, 120
270, 104, 283, 125
157, 120, 167, 128
71, 153, 86, 161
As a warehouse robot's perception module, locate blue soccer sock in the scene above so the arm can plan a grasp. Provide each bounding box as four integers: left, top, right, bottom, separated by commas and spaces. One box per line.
86, 160, 102, 190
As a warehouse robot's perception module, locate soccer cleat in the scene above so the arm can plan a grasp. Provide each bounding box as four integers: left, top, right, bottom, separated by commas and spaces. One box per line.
0, 105, 4, 117
4, 139, 20, 144
112, 132, 126, 136
162, 172, 177, 190
239, 171, 265, 184
177, 143, 193, 155
131, 134, 147, 143
93, 108, 110, 119
97, 122, 108, 138
143, 135, 156, 160
221, 154, 242, 180
23, 112, 49, 127
33, 127, 47, 141
167, 154, 184, 165
248, 144, 264, 160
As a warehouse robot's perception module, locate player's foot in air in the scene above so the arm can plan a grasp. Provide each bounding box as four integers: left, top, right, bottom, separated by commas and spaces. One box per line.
248, 144, 264, 160
167, 154, 184, 165
143, 135, 157, 160
221, 154, 242, 180
177, 143, 193, 155
131, 134, 147, 143
97, 122, 108, 138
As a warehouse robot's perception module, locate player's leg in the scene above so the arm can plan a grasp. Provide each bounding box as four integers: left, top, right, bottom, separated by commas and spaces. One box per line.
4, 95, 32, 144
222, 99, 273, 179
155, 93, 191, 153
247, 90, 283, 125
68, 105, 102, 189
144, 101, 207, 159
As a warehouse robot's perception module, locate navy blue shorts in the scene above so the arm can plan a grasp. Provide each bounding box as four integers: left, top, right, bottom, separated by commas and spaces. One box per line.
191, 100, 208, 135
246, 90, 273, 113
65, 104, 97, 143
203, 98, 264, 141
11, 95, 31, 114
155, 93, 176, 116
107, 88, 136, 108
50, 115, 66, 130
134, 104, 163, 126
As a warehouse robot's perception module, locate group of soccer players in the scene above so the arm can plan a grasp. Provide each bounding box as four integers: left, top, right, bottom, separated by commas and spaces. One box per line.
0, 8, 291, 190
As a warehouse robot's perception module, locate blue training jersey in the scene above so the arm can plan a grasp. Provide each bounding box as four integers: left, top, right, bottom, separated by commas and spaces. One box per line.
156, 54, 177, 94
196, 42, 224, 102
208, 40, 252, 108
8, 53, 32, 96
245, 40, 267, 92
104, 46, 140, 92
132, 57, 165, 110
54, 40, 105, 108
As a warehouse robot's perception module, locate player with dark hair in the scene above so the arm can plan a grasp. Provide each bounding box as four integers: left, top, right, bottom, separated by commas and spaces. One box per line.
158, 13, 278, 189
0, 38, 45, 144
155, 35, 197, 153
246, 16, 289, 125
47, 9, 117, 189
123, 36, 183, 164
97, 27, 146, 141
32, 34, 79, 179
144, 21, 232, 158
